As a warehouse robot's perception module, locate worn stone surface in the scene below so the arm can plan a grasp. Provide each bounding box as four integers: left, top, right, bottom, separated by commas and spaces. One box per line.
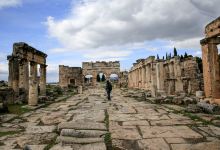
0, 87, 220, 150
138, 138, 170, 150
140, 126, 203, 138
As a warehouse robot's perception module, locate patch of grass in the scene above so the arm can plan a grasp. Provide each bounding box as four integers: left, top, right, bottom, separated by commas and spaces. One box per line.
183, 112, 211, 125
104, 132, 112, 150
0, 130, 23, 137
104, 109, 112, 150
44, 135, 58, 150
7, 104, 31, 115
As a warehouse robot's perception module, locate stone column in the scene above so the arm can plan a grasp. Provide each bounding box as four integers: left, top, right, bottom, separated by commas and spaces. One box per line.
202, 39, 220, 99
40, 64, 46, 96
156, 62, 165, 94
150, 64, 157, 97
18, 59, 29, 102
174, 60, 184, 93
8, 58, 13, 87
142, 66, 146, 89
168, 62, 175, 95
19, 59, 29, 91
28, 62, 38, 106
12, 57, 19, 96
145, 64, 151, 90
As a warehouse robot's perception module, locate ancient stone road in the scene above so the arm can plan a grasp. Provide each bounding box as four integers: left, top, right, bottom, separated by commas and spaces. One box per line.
0, 88, 220, 150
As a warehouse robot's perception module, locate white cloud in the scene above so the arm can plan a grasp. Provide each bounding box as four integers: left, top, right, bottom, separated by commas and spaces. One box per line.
0, 0, 22, 9
46, 0, 220, 51
83, 50, 132, 59
170, 37, 202, 50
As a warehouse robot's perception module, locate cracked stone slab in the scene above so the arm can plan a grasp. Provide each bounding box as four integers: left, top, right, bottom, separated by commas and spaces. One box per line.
165, 137, 187, 144
76, 142, 106, 150
25, 125, 56, 134
50, 144, 72, 150
24, 144, 47, 150
150, 118, 194, 126
122, 120, 149, 126
61, 129, 107, 138
198, 125, 220, 137
56, 136, 104, 144
58, 122, 106, 131
140, 126, 203, 139
110, 126, 142, 140
171, 140, 220, 150
138, 138, 170, 150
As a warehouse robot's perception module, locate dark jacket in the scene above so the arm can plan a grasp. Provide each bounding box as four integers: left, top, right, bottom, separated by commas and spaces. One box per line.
106, 81, 112, 92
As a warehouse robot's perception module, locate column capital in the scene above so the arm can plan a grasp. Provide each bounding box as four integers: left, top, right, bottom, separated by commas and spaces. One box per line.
40, 64, 47, 68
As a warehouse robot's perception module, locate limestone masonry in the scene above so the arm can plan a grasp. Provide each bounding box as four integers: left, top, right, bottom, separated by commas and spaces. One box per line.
59, 65, 83, 88
7, 42, 47, 106
128, 56, 203, 97
59, 61, 120, 87
200, 16, 220, 104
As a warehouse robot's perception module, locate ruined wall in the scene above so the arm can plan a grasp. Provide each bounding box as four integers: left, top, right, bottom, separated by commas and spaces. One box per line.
119, 71, 128, 88
200, 16, 220, 104
59, 65, 83, 88
128, 56, 202, 97
82, 61, 120, 86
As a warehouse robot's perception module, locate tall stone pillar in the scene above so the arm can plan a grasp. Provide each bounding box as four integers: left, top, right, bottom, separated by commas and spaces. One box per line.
150, 64, 157, 97
28, 62, 38, 106
201, 39, 220, 99
18, 59, 29, 102
141, 66, 146, 88
156, 62, 165, 95
8, 58, 13, 87
12, 57, 19, 96
40, 64, 47, 96
19, 59, 29, 91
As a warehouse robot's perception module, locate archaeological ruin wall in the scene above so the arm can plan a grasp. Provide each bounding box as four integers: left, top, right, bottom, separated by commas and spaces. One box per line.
128, 56, 202, 97
59, 65, 83, 88
82, 61, 120, 86
7, 42, 47, 106
200, 16, 220, 104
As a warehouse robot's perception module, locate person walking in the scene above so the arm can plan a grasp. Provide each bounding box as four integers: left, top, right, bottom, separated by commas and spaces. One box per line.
105, 80, 112, 101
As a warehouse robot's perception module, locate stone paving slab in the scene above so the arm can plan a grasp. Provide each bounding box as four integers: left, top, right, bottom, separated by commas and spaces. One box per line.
60, 129, 107, 138
138, 138, 170, 150
123, 120, 150, 126
25, 125, 56, 133
75, 142, 106, 150
171, 140, 220, 150
198, 125, 220, 137
139, 126, 203, 139
150, 118, 194, 126
165, 137, 187, 144
110, 126, 142, 140
58, 122, 106, 131
56, 136, 104, 144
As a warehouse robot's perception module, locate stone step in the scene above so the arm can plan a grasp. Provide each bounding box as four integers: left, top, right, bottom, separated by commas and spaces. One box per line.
61, 129, 107, 138
56, 136, 104, 145
58, 122, 106, 131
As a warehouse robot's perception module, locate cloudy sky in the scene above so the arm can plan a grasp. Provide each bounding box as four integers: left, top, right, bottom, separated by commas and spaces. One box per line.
0, 0, 219, 82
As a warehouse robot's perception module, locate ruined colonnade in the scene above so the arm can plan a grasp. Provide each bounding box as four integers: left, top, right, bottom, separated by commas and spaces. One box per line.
7, 42, 47, 105
128, 56, 202, 97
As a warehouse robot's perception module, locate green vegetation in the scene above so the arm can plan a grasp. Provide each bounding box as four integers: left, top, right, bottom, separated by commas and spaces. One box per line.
7, 104, 30, 115
104, 109, 112, 150
174, 47, 177, 56
44, 135, 58, 150
0, 130, 23, 137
